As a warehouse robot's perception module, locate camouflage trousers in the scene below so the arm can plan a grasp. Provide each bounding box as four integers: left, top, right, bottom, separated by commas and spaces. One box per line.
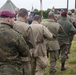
67, 35, 74, 54
49, 50, 59, 75
60, 44, 69, 63
0, 64, 23, 75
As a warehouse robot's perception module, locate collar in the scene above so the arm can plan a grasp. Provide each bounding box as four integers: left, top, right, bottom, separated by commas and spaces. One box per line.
61, 17, 67, 21
47, 19, 56, 22
32, 21, 39, 24
0, 22, 13, 28
18, 17, 25, 22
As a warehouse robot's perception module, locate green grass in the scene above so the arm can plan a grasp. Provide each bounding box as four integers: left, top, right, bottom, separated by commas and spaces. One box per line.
42, 19, 48, 22
44, 35, 76, 75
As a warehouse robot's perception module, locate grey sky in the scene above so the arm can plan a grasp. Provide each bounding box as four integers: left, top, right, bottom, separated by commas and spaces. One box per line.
0, 0, 75, 10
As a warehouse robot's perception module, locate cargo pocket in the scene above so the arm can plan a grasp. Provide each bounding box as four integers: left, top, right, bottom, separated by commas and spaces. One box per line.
37, 56, 48, 69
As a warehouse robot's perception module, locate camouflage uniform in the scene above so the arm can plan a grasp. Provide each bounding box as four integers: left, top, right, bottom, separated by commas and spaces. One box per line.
31, 21, 53, 75
0, 22, 29, 75
13, 18, 36, 75
42, 19, 63, 75
58, 17, 76, 70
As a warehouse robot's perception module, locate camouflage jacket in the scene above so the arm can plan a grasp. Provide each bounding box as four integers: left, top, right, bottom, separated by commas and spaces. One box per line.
58, 17, 76, 45
0, 22, 29, 65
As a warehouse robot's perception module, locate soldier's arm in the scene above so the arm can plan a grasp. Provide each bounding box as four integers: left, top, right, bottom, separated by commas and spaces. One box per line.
71, 18, 76, 28
42, 26, 53, 40
58, 24, 65, 34
69, 23, 76, 35
18, 35, 30, 57
26, 26, 36, 49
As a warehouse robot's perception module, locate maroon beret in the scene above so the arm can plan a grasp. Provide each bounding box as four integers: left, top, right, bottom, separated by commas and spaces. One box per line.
0, 10, 16, 18
61, 11, 67, 16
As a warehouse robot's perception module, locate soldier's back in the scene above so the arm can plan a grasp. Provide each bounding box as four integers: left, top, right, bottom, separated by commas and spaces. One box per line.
14, 20, 29, 36
31, 24, 43, 43
42, 21, 60, 36
42, 21, 60, 50
0, 23, 29, 75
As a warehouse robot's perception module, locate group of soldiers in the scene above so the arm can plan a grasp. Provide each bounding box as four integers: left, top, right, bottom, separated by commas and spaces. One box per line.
0, 7, 76, 75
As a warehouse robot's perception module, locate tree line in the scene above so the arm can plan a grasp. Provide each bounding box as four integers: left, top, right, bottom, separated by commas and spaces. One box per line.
32, 8, 75, 18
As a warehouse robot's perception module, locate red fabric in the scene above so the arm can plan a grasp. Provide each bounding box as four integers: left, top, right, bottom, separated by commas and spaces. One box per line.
0, 10, 16, 18
61, 11, 67, 16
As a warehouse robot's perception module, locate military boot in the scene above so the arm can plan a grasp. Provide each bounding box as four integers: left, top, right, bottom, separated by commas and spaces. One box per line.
61, 62, 66, 71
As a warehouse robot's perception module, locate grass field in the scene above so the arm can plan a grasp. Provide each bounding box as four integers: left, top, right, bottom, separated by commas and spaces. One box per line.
45, 35, 76, 75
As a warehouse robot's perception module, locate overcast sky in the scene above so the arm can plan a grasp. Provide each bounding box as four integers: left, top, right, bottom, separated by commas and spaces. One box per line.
0, 0, 75, 10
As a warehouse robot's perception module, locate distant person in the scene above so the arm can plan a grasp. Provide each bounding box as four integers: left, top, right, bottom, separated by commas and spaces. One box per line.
58, 11, 76, 71
71, 9, 76, 28
67, 11, 73, 23
0, 10, 29, 75
67, 11, 76, 54
72, 9, 76, 19
15, 8, 19, 21
30, 15, 53, 75
27, 11, 35, 24
67, 10, 76, 28
27, 16, 33, 24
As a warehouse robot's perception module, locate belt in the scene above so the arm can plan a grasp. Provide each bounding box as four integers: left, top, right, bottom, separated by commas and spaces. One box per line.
36, 41, 44, 44
21, 57, 30, 62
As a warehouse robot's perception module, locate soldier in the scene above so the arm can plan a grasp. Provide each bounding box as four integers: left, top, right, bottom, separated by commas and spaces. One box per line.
67, 11, 72, 23
67, 11, 76, 28
58, 11, 76, 71
0, 10, 29, 75
71, 9, 76, 28
15, 8, 19, 21
13, 8, 36, 75
67, 11, 75, 54
30, 15, 53, 75
42, 11, 63, 75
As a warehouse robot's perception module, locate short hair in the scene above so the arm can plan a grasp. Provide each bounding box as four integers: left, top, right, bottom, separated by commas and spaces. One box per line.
18, 8, 28, 17
48, 11, 54, 18
33, 15, 41, 21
